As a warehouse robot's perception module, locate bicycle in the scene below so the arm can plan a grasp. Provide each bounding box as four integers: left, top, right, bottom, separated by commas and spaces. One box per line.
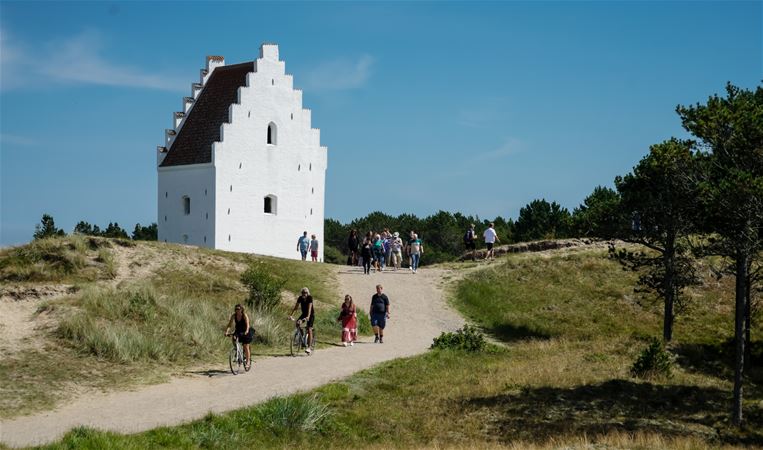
226, 333, 251, 375
289, 318, 315, 356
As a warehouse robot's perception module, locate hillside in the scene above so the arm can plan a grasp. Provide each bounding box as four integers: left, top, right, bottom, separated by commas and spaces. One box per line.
1, 239, 761, 449
0, 236, 338, 418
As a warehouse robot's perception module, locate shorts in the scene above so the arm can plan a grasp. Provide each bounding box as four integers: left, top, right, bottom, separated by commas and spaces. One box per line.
370, 313, 386, 329
311, 250, 318, 258
300, 249, 308, 258
299, 315, 315, 328
236, 328, 254, 344
465, 242, 476, 250
486, 242, 494, 251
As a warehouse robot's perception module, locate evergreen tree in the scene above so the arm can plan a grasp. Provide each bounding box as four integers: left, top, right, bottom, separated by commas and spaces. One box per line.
513, 199, 571, 242
571, 186, 625, 238
33, 214, 65, 240
611, 138, 701, 343
677, 82, 763, 426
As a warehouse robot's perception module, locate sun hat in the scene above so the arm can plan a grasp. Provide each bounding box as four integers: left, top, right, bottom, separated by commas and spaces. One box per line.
393, 232, 399, 237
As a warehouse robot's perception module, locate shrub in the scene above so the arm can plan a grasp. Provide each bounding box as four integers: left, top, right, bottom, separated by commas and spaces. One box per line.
431, 324, 487, 352
323, 245, 344, 265
631, 337, 674, 378
257, 394, 331, 434
250, 311, 287, 346
241, 264, 286, 312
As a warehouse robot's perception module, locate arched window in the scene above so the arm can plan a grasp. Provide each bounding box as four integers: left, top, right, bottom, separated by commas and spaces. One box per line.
182, 196, 191, 215
267, 122, 277, 145
264, 194, 277, 214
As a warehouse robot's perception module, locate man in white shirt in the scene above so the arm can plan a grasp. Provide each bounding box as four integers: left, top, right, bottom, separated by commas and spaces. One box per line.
483, 223, 500, 260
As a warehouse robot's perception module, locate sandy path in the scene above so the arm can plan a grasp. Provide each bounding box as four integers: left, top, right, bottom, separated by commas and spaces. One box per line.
0, 265, 463, 448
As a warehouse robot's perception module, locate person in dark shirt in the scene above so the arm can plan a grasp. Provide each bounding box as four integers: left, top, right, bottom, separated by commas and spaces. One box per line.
360, 237, 373, 275
225, 304, 254, 369
347, 229, 360, 266
289, 287, 315, 354
369, 284, 390, 343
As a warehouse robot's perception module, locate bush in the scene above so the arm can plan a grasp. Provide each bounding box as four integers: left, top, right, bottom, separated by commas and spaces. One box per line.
323, 245, 344, 265
241, 264, 286, 312
431, 324, 487, 352
631, 337, 674, 378
257, 394, 331, 434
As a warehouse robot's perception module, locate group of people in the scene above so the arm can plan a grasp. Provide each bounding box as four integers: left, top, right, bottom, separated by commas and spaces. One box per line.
224, 284, 392, 367
347, 229, 424, 274
463, 222, 501, 261
297, 231, 320, 262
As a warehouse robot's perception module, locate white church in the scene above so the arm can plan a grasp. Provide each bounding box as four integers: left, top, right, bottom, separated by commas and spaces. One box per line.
157, 44, 327, 261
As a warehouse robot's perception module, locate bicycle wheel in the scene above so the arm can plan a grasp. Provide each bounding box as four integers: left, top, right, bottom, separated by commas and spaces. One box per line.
310, 330, 316, 353
290, 330, 302, 356
229, 345, 241, 375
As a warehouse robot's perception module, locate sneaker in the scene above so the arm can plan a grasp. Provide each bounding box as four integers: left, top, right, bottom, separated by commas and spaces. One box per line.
342, 342, 348, 347
305, 348, 312, 354
350, 341, 354, 346
409, 267, 413, 272
374, 335, 379, 343
379, 337, 384, 344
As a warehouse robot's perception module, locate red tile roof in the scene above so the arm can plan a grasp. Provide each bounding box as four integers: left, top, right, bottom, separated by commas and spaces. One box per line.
160, 62, 254, 167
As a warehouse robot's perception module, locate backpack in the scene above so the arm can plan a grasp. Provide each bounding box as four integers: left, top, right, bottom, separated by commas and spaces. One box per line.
464, 230, 472, 244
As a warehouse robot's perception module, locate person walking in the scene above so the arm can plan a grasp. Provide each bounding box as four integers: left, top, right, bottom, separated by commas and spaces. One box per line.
297, 231, 309, 261
390, 231, 404, 270
347, 229, 359, 266
373, 233, 385, 272
360, 237, 373, 275
483, 222, 500, 260
337, 294, 357, 346
464, 224, 477, 261
309, 234, 319, 262
369, 284, 390, 343
407, 232, 423, 273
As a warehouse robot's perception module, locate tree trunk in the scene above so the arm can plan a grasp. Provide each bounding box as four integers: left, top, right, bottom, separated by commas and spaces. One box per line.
745, 268, 752, 369
663, 241, 675, 342
732, 250, 749, 427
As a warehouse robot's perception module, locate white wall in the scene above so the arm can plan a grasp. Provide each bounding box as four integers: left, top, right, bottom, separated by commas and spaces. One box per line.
157, 44, 327, 261
212, 45, 327, 260
157, 164, 216, 247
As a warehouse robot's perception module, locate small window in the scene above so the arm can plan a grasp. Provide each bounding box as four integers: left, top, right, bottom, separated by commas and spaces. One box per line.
230, 185, 233, 192
264, 195, 277, 214
228, 234, 231, 242
164, 215, 167, 222
311, 187, 314, 194
182, 196, 191, 215
309, 163, 312, 171
310, 208, 313, 215
248, 111, 251, 118
228, 208, 231, 215
267, 122, 277, 145
271, 79, 274, 85
204, 189, 207, 196
239, 162, 242, 169
165, 192, 168, 198
298, 164, 301, 171
291, 113, 293, 120
205, 212, 208, 220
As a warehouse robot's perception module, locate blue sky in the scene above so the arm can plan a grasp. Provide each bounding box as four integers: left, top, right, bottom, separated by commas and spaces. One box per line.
1, 1, 761, 246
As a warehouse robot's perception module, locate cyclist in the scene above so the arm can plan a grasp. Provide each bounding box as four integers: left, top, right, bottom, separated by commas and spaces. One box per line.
289, 287, 315, 354
224, 304, 254, 369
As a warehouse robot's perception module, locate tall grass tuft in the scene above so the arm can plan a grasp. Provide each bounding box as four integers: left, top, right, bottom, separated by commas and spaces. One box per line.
0, 236, 89, 282
257, 394, 331, 434
57, 284, 228, 363
251, 309, 287, 346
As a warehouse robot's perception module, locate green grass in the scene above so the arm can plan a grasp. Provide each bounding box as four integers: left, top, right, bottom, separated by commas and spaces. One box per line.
0, 235, 115, 283
32, 246, 763, 449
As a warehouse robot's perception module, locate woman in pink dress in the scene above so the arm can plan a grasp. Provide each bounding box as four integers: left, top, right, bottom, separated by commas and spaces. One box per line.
337, 294, 357, 347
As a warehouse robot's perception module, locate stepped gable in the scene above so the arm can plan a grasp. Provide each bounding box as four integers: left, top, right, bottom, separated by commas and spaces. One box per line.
160, 62, 254, 167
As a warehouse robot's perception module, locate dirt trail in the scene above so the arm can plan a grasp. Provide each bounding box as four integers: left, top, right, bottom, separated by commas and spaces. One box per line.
0, 265, 463, 448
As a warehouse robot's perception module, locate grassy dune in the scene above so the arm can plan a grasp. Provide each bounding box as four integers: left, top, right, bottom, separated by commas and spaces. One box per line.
32, 247, 762, 449
0, 237, 341, 418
